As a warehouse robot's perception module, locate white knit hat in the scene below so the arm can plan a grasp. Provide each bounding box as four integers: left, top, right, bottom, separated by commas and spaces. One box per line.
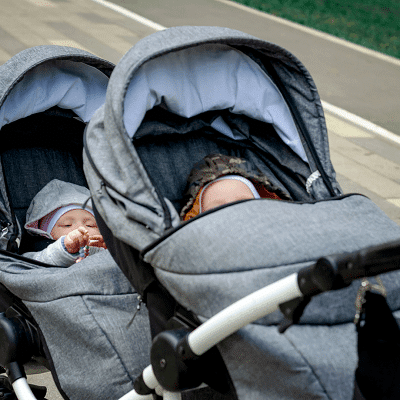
40, 204, 94, 236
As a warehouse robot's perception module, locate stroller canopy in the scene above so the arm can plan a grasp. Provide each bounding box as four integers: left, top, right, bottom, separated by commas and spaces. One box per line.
0, 45, 111, 127
85, 26, 342, 251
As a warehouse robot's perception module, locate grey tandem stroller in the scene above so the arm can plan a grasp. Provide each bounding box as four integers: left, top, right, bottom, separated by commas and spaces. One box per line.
0, 27, 399, 400
83, 26, 400, 400
0, 46, 152, 400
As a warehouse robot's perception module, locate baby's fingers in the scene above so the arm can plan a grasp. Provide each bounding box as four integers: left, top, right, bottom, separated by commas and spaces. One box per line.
88, 235, 107, 249
65, 228, 89, 253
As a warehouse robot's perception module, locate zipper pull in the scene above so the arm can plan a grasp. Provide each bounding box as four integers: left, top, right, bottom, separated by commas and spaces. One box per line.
97, 181, 106, 195
127, 295, 143, 327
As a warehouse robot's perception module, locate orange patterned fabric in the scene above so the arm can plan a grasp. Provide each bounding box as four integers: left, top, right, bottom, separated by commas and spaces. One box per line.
182, 191, 202, 221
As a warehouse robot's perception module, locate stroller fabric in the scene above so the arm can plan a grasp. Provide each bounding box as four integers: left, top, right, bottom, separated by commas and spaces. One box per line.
0, 59, 109, 129
123, 43, 308, 162
85, 26, 400, 400
0, 46, 152, 400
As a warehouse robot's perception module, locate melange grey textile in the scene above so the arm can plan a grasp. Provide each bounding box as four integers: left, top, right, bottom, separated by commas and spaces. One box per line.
0, 251, 151, 400
142, 194, 400, 399
0, 46, 153, 400
84, 26, 342, 253
0, 45, 113, 109
144, 195, 400, 324
216, 322, 358, 399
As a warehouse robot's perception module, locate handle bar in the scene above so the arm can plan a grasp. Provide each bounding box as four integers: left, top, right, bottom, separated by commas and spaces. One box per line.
298, 239, 400, 297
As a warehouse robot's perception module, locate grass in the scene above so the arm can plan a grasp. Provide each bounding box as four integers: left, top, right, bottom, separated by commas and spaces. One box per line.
231, 0, 400, 59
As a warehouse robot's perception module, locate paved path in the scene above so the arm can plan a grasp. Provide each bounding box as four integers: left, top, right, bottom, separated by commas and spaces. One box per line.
0, 0, 399, 398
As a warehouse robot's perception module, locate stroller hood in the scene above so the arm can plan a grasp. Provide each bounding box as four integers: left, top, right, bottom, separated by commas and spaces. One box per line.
84, 26, 341, 251
0, 45, 112, 129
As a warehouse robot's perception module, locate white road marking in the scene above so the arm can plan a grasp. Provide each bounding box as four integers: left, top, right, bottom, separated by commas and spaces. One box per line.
387, 199, 400, 208
90, 0, 165, 31
322, 101, 400, 146
24, 0, 56, 6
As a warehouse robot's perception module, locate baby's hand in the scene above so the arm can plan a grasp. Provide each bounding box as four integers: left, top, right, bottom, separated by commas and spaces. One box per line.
87, 235, 107, 249
64, 227, 89, 254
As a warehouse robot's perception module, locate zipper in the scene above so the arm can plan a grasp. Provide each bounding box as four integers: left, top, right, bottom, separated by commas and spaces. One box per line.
261, 58, 336, 197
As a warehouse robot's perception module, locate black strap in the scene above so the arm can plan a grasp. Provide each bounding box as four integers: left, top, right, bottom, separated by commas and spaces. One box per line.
354, 292, 400, 400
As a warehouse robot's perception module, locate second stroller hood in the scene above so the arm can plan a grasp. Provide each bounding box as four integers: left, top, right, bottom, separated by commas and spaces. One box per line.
25, 180, 93, 239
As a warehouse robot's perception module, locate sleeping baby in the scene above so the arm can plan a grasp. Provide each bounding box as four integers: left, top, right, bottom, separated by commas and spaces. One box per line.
180, 153, 291, 221
24, 179, 106, 266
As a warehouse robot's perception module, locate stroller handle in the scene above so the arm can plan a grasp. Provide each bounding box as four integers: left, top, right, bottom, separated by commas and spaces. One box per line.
297, 238, 400, 297
189, 239, 400, 357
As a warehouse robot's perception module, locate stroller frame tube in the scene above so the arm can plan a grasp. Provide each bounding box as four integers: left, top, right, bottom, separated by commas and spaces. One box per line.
12, 378, 38, 400
188, 273, 301, 356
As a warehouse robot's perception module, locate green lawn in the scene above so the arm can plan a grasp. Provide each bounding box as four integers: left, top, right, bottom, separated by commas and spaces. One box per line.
232, 0, 400, 59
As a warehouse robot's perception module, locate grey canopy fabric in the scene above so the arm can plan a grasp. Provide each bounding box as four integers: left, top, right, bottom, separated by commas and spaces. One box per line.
0, 45, 113, 111
84, 26, 342, 252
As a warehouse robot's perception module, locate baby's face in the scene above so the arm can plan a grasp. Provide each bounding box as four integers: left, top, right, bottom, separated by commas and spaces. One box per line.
50, 209, 101, 240
201, 180, 255, 212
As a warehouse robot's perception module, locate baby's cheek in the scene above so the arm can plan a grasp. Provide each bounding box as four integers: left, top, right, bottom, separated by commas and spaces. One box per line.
51, 227, 68, 240
89, 227, 101, 236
